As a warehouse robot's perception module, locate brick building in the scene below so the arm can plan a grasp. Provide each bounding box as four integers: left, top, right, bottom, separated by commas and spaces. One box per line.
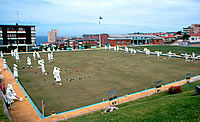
108, 34, 163, 46
182, 24, 200, 35
64, 38, 98, 49
190, 24, 200, 34
83, 34, 109, 46
63, 33, 163, 49
161, 34, 176, 44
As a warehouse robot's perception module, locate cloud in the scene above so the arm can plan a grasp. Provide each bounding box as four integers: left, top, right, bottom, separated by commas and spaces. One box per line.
0, 0, 200, 35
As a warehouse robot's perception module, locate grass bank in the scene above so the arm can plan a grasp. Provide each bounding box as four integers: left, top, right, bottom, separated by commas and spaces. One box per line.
0, 97, 9, 121
65, 81, 200, 121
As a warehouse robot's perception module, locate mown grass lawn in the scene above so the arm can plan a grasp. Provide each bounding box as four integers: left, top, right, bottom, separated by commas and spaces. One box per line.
132, 45, 200, 55
64, 81, 200, 121
4, 48, 200, 116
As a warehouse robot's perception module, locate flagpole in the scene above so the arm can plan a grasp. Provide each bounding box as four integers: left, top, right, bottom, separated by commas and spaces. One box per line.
99, 16, 101, 48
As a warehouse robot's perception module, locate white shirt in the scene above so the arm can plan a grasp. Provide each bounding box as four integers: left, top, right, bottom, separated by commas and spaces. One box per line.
13, 66, 18, 78
27, 57, 31, 65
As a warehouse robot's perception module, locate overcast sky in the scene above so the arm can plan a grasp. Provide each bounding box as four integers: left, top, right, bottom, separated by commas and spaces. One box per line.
0, 0, 200, 36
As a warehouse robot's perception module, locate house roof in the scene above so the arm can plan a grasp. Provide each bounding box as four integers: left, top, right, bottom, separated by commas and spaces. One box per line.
146, 33, 152, 35
58, 38, 62, 41
167, 34, 176, 38
41, 42, 50, 44
161, 36, 167, 39
190, 33, 200, 36
76, 38, 98, 41
109, 34, 161, 38
108, 37, 132, 40
161, 34, 176, 38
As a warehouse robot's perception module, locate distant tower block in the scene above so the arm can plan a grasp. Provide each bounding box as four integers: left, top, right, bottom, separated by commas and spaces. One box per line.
48, 29, 58, 43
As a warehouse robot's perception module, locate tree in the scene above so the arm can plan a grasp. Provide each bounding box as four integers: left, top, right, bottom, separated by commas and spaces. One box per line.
176, 31, 182, 35
182, 33, 190, 41
84, 44, 90, 49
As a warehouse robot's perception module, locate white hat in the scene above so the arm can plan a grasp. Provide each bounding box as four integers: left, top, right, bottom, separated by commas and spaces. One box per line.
3, 59, 6, 63
14, 64, 17, 67
7, 84, 13, 90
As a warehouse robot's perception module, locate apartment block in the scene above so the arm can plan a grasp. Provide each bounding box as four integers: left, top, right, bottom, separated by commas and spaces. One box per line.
191, 24, 200, 34
0, 23, 36, 52
48, 29, 58, 43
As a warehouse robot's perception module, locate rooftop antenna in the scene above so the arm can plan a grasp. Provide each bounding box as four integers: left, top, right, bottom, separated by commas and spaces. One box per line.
16, 11, 19, 50
16, 11, 19, 24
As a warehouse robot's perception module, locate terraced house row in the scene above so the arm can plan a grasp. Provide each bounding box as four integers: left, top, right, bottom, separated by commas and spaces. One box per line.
59, 34, 163, 49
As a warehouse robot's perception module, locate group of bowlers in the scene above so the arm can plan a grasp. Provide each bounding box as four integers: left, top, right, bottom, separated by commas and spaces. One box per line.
5, 84, 23, 107
0, 50, 22, 107
9, 49, 62, 86
0, 49, 63, 108
144, 47, 197, 61
105, 45, 137, 55
105, 46, 199, 61
0, 65, 22, 107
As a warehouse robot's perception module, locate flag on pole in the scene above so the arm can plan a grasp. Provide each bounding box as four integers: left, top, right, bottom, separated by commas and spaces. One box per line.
99, 16, 103, 24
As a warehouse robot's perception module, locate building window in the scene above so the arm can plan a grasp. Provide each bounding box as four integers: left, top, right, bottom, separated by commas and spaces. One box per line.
12, 34, 16, 38
18, 27, 25, 31
0, 40, 3, 45
191, 38, 194, 40
7, 34, 16, 38
121, 41, 124, 44
31, 39, 36, 43
7, 27, 15, 31
31, 27, 35, 31
0, 27, 2, 31
116, 41, 120, 44
127, 41, 130, 44
0, 33, 2, 38
31, 33, 36, 37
